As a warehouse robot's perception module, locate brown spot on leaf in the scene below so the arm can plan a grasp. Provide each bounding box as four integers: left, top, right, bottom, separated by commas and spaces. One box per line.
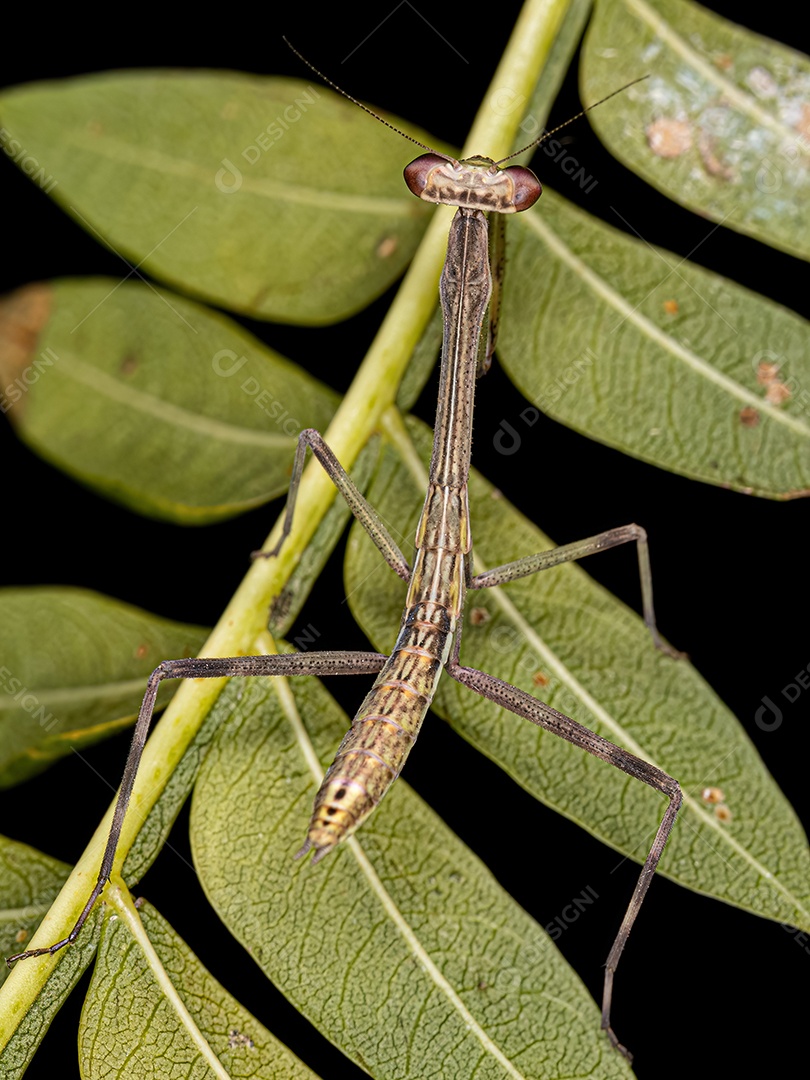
0, 283, 53, 418
697, 132, 734, 181
702, 786, 732, 822
713, 54, 733, 71
532, 671, 549, 687
646, 118, 692, 158
14, 929, 28, 944
739, 407, 759, 427
663, 299, 679, 315
701, 786, 725, 804
756, 361, 780, 385
756, 361, 790, 406
120, 354, 139, 375
469, 607, 489, 626
135, 643, 149, 660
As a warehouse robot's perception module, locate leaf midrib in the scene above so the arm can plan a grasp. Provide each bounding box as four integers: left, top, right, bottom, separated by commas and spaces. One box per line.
107, 892, 233, 1080
65, 132, 415, 215
627, 0, 808, 147
55, 353, 294, 448
0, 678, 149, 710
518, 206, 810, 438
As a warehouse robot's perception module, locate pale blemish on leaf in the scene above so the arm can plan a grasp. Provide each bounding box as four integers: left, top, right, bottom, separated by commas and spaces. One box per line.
227, 1028, 255, 1050
582, 0, 810, 257
746, 66, 779, 99
766, 382, 792, 405
702, 787, 726, 804
646, 116, 692, 157
376, 235, 399, 259
756, 360, 781, 384
756, 360, 792, 406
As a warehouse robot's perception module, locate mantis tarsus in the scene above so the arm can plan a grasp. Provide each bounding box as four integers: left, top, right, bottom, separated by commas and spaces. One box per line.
9, 47, 684, 1062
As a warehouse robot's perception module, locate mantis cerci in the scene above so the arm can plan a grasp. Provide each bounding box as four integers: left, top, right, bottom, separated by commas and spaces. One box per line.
6, 39, 687, 1063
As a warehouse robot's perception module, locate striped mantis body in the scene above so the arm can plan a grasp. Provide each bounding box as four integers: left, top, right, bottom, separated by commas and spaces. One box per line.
9, 55, 684, 1061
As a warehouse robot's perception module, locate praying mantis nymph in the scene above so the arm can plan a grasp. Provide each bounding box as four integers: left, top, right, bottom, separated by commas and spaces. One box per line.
9, 45, 680, 1062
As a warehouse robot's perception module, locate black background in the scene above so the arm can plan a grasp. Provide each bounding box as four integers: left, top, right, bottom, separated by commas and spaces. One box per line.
1, 3, 808, 1078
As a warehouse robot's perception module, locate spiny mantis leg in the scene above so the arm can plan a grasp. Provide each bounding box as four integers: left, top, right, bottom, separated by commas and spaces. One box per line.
470, 523, 684, 659
253, 427, 410, 581
7, 650, 387, 965
446, 641, 681, 1062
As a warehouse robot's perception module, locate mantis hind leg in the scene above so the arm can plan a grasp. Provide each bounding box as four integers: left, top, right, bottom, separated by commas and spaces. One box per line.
446, 649, 681, 1061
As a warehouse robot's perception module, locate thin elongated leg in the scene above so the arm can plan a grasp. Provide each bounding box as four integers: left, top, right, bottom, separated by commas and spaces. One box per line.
446, 649, 681, 1061
7, 649, 387, 966
471, 523, 684, 658
255, 428, 410, 580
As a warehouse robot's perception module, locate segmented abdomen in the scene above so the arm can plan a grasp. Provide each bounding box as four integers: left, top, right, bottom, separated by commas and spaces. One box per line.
299, 599, 454, 861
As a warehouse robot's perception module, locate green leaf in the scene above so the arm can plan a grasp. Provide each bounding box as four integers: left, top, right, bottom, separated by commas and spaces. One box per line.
0, 836, 70, 986
192, 672, 634, 1080
581, 0, 810, 260
0, 834, 100, 1079
0, 280, 340, 523
3, 6, 804, 1074
0, 72, 436, 322
79, 898, 319, 1079
344, 418, 810, 930
0, 587, 208, 787
497, 187, 810, 498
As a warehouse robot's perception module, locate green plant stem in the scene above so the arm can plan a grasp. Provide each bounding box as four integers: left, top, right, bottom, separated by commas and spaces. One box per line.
0, 0, 572, 1045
